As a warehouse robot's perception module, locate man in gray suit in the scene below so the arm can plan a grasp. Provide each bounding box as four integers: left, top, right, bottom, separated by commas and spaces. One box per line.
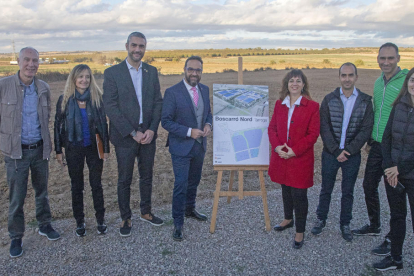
103, 32, 163, 237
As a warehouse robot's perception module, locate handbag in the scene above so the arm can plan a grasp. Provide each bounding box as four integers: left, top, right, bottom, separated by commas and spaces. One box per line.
96, 133, 104, 159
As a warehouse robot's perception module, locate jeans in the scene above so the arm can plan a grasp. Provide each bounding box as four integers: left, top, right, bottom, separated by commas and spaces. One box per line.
281, 184, 308, 233
363, 142, 391, 238
385, 179, 414, 258
171, 142, 205, 227
316, 150, 361, 226
65, 143, 105, 224
5, 145, 52, 240
115, 141, 156, 220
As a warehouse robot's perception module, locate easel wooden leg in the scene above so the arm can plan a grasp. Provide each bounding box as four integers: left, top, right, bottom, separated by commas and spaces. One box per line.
238, 170, 244, 199
227, 170, 235, 203
210, 170, 223, 233
259, 171, 271, 231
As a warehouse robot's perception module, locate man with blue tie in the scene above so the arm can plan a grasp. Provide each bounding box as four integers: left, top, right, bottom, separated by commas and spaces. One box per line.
161, 56, 213, 241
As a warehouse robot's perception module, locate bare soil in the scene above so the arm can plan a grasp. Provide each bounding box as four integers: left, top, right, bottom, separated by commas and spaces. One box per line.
0, 68, 381, 231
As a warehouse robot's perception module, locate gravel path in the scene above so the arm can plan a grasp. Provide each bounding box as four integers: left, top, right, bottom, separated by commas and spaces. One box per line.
0, 178, 413, 275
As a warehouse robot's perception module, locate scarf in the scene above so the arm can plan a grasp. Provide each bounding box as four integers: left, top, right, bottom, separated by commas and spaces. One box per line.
67, 89, 92, 143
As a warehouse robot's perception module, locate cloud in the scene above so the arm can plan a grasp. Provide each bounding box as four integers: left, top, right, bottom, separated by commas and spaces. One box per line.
0, 0, 413, 51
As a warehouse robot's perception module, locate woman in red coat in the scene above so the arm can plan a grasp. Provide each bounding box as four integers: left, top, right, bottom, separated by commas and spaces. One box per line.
268, 69, 320, 249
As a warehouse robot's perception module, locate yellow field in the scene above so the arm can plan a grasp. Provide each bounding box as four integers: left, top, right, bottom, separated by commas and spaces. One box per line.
1, 49, 414, 76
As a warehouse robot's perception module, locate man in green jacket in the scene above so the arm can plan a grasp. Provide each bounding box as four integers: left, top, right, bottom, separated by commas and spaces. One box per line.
352, 43, 408, 256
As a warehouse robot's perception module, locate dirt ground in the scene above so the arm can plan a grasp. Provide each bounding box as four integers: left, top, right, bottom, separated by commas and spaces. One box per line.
0, 68, 381, 231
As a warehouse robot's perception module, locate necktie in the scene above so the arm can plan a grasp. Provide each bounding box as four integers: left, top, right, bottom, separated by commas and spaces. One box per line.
191, 87, 198, 107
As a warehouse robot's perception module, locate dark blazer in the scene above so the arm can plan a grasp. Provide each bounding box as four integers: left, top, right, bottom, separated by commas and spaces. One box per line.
320, 87, 374, 158
161, 80, 212, 157
102, 60, 163, 148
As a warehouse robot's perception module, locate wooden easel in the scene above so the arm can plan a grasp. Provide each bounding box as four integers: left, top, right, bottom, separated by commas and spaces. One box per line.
209, 57, 271, 233
209, 165, 271, 233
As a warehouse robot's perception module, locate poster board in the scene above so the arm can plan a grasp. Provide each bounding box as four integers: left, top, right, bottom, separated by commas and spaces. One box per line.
213, 84, 269, 165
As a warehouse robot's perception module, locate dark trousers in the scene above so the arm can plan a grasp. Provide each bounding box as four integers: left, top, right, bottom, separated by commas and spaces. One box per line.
115, 141, 156, 220
66, 143, 105, 224
385, 179, 414, 258
5, 145, 52, 240
171, 142, 205, 227
316, 150, 361, 226
281, 184, 308, 233
363, 142, 391, 238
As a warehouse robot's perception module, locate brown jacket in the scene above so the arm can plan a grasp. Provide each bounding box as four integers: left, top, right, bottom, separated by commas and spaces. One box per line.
0, 72, 52, 159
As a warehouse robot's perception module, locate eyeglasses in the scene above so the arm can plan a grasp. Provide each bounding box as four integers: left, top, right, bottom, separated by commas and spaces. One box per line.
186, 67, 203, 74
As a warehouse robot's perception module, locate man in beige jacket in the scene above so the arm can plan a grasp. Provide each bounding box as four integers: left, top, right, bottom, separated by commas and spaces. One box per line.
0, 47, 60, 258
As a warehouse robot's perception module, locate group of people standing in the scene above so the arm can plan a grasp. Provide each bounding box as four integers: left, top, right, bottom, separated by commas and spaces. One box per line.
1, 32, 212, 258
0, 32, 412, 272
268, 42, 414, 271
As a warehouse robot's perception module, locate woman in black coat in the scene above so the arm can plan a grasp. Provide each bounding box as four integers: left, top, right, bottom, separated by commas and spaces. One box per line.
373, 67, 414, 271
54, 64, 110, 237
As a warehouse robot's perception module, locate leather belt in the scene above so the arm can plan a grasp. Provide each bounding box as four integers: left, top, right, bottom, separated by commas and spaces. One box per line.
22, 140, 43, 150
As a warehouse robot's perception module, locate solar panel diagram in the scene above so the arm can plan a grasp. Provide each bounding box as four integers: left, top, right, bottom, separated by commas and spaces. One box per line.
213, 84, 269, 117
213, 84, 269, 165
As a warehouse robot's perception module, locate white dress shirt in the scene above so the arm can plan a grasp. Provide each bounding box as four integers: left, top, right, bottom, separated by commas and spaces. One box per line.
126, 58, 143, 124
282, 95, 302, 140
339, 87, 358, 149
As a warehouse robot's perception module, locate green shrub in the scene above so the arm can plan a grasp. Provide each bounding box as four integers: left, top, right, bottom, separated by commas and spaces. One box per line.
355, 59, 365, 66
223, 68, 236, 72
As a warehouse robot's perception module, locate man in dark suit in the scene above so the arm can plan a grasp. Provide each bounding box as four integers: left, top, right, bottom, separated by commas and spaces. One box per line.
162, 56, 213, 241
103, 32, 163, 237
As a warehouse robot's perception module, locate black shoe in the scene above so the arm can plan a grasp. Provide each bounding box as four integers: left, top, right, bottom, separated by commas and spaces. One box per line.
311, 219, 326, 235
119, 219, 132, 237
293, 233, 305, 249
273, 220, 294, 232
9, 239, 23, 258
75, 222, 86, 237
97, 220, 108, 235
185, 209, 208, 221
340, 225, 353, 242
173, 226, 183, 242
352, 224, 381, 236
140, 213, 164, 226
39, 224, 61, 241
373, 256, 403, 271
372, 238, 391, 256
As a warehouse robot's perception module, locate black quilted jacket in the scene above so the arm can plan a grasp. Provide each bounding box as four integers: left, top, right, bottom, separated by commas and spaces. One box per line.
382, 94, 414, 180
320, 87, 374, 158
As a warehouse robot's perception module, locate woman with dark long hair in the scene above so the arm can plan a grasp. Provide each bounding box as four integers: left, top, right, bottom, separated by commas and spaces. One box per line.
268, 69, 320, 249
54, 64, 110, 236
373, 67, 414, 271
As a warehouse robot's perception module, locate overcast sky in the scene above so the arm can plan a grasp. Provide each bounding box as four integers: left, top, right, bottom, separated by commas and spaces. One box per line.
1, 0, 413, 53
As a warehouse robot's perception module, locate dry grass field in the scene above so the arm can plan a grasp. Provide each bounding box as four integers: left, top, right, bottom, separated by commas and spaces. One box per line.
0, 68, 383, 231
1, 48, 414, 76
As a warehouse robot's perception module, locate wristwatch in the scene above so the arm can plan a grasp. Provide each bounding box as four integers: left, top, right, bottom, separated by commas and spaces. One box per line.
130, 130, 137, 137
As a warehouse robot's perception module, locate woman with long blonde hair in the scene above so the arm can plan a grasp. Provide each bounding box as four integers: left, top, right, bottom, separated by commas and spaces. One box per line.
54, 64, 110, 237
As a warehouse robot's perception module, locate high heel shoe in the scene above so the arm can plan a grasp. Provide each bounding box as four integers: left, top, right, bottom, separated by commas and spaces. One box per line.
293, 233, 305, 249
273, 220, 294, 232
